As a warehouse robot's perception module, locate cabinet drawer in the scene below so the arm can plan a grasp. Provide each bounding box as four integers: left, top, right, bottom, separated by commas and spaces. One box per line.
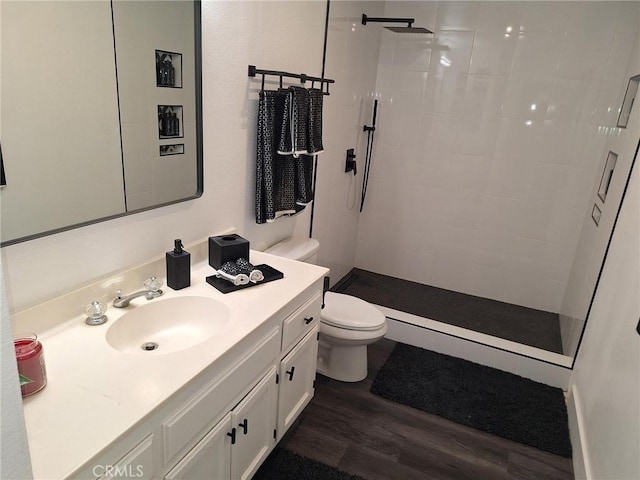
162, 326, 280, 467
281, 293, 321, 353
97, 435, 154, 480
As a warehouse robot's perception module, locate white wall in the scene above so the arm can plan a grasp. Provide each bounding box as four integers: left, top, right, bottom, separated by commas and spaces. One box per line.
569, 150, 639, 479
355, 1, 639, 313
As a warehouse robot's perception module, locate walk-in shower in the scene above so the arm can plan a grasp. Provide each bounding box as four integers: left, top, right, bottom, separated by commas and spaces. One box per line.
323, 2, 640, 366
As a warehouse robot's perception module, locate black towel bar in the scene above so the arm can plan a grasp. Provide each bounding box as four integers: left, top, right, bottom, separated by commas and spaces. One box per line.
248, 64, 335, 95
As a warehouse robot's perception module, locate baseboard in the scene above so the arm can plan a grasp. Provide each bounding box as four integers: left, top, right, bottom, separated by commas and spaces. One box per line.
567, 384, 591, 479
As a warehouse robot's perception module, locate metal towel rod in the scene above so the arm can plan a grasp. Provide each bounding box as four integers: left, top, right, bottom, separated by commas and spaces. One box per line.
248, 64, 335, 95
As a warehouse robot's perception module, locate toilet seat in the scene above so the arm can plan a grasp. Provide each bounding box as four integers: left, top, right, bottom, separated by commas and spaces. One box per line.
322, 292, 386, 331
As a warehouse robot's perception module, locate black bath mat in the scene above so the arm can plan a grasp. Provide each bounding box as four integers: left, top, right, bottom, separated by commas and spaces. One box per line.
370, 343, 572, 458
254, 448, 365, 480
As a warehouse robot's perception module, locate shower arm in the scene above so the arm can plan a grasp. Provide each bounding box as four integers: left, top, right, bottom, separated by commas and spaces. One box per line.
362, 14, 415, 28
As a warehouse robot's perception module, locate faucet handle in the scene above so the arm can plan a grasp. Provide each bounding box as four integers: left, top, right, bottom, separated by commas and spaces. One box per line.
85, 301, 108, 326
144, 276, 163, 292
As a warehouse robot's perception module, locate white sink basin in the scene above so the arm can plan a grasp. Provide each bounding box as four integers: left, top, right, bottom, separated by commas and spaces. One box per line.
106, 296, 230, 354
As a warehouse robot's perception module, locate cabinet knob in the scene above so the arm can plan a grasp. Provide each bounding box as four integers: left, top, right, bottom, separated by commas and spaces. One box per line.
304, 316, 313, 325
239, 418, 248, 435
286, 366, 296, 381
227, 427, 236, 445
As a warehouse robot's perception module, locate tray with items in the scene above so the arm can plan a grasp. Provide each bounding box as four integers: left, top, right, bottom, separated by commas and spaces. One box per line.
206, 262, 283, 294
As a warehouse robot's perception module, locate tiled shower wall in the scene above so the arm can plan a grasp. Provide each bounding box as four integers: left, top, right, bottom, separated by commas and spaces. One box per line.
355, 1, 639, 313
560, 35, 640, 357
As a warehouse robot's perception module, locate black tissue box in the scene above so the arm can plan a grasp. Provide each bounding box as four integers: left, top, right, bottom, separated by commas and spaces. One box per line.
209, 234, 250, 269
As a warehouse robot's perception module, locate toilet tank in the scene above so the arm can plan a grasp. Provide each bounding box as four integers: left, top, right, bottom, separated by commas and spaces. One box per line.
264, 237, 320, 264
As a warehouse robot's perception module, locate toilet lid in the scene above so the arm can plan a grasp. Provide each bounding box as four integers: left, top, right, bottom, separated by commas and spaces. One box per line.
322, 292, 386, 331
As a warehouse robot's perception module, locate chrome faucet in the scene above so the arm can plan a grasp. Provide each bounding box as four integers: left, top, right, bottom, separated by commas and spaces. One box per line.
113, 277, 164, 308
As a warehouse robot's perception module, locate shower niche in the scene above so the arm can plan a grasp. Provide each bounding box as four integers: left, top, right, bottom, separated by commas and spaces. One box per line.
617, 74, 639, 128
597, 151, 618, 203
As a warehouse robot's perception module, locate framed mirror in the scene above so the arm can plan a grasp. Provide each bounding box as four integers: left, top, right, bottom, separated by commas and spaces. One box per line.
0, 0, 203, 246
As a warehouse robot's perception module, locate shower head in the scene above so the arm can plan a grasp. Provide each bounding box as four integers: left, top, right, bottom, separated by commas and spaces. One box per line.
362, 13, 433, 34
384, 26, 433, 34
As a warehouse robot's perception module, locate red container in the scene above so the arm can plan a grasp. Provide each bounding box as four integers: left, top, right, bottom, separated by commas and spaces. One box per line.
14, 333, 47, 397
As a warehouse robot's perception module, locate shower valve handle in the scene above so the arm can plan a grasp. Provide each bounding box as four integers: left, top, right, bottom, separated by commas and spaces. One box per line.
345, 149, 357, 175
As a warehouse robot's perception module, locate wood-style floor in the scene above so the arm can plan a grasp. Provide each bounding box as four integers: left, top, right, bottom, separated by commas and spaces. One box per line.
278, 339, 574, 480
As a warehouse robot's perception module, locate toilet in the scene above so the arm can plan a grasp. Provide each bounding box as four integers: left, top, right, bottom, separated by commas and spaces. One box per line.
265, 237, 387, 382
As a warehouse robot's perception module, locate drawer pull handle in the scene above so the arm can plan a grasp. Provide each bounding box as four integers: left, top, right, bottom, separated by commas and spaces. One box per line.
286, 366, 296, 381
227, 427, 236, 444
239, 418, 248, 435
304, 316, 314, 324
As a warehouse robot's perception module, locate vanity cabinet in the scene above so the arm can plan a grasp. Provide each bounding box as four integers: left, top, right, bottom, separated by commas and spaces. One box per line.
68, 283, 324, 480
166, 367, 277, 480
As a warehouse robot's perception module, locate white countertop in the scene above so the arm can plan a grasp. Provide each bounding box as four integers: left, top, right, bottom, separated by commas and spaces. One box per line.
19, 251, 327, 479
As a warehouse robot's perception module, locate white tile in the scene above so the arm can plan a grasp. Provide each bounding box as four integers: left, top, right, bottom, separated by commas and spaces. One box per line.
440, 154, 491, 228
452, 341, 519, 374
510, 32, 564, 80
469, 2, 522, 76
424, 31, 475, 114
516, 358, 571, 389
502, 76, 553, 120
455, 75, 507, 156
486, 120, 541, 199
547, 78, 600, 123
465, 262, 508, 302
478, 194, 524, 235
425, 331, 462, 358
519, 2, 573, 34
557, 3, 617, 80
435, 1, 480, 32
384, 318, 427, 349
385, 71, 428, 147
392, 35, 433, 72
417, 112, 460, 169
429, 243, 474, 293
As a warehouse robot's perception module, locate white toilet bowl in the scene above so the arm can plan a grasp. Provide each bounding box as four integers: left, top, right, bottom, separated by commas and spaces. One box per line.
318, 292, 387, 382
264, 237, 388, 382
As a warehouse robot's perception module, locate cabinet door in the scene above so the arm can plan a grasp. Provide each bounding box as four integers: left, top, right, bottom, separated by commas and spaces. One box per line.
230, 367, 278, 480
165, 414, 232, 480
277, 326, 319, 439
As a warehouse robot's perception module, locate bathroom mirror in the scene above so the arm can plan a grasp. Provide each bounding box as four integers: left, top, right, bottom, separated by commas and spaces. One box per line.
0, 0, 203, 246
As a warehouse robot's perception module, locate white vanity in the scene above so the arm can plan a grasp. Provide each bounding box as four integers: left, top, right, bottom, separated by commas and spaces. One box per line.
13, 243, 328, 479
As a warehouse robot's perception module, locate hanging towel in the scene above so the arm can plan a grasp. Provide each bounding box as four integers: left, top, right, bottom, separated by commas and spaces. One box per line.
256, 90, 296, 223
277, 86, 310, 157
307, 88, 324, 155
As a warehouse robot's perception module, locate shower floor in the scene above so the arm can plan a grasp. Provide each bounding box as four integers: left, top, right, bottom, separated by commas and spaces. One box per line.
332, 268, 564, 354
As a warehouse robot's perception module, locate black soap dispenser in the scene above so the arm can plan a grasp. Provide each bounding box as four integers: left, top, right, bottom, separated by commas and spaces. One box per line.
166, 239, 190, 290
